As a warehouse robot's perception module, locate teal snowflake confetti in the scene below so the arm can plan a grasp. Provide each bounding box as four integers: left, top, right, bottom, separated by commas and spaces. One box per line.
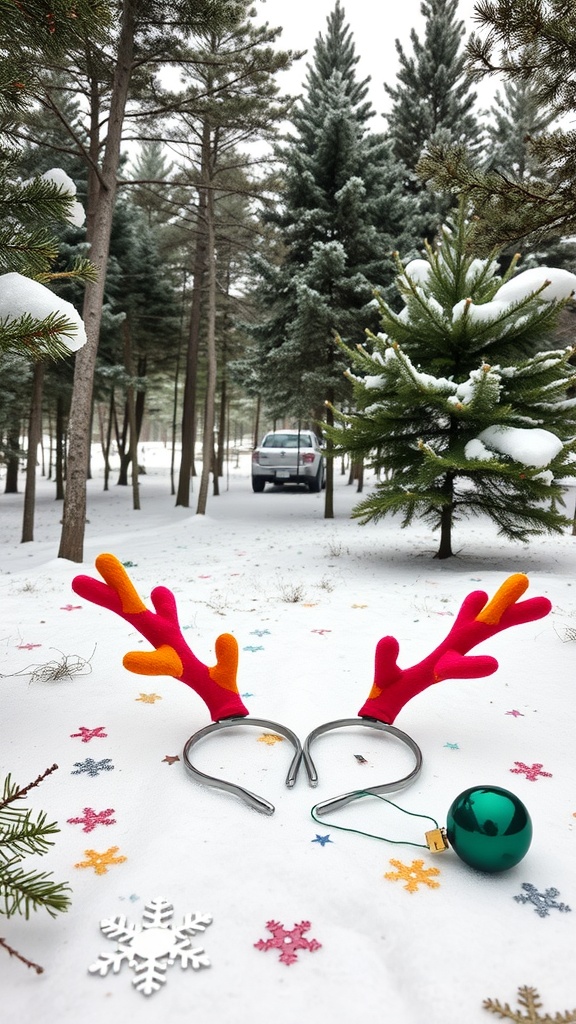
72, 758, 115, 778
513, 884, 571, 917
444, 742, 459, 750
250, 629, 270, 637
243, 645, 264, 653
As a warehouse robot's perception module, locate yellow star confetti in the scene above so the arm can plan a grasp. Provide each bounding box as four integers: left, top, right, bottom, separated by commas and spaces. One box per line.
384, 858, 440, 893
258, 733, 284, 746
75, 846, 127, 876
302, 603, 318, 607
135, 693, 162, 703
351, 604, 368, 609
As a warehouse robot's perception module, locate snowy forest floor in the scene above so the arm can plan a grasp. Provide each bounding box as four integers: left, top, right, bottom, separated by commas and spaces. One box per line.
1, 444, 575, 1024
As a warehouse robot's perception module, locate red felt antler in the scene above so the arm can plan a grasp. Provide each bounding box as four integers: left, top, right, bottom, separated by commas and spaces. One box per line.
358, 574, 551, 724
72, 553, 248, 722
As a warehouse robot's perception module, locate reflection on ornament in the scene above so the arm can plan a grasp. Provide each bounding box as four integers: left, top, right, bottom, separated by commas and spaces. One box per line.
444, 786, 532, 873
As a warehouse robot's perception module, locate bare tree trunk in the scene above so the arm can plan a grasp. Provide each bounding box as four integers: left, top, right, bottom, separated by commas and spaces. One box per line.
252, 394, 261, 449
55, 394, 65, 500
176, 173, 209, 506
324, 392, 334, 519
4, 425, 21, 493
124, 320, 140, 510
356, 458, 364, 493
196, 182, 217, 516
58, 0, 137, 561
216, 376, 226, 477
21, 361, 45, 543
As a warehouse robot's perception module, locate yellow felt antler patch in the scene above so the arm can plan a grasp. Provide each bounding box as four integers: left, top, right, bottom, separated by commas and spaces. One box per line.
95, 553, 147, 614
209, 633, 239, 693
475, 573, 529, 625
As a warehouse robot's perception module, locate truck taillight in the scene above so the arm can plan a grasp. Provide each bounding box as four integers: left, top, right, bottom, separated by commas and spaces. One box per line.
301, 453, 315, 464
252, 451, 260, 464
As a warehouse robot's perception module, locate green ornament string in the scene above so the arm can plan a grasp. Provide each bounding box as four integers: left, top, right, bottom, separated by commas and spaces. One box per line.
310, 791, 439, 849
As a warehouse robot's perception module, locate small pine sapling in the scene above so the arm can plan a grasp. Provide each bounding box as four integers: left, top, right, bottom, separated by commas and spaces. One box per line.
0, 764, 71, 973
328, 204, 576, 557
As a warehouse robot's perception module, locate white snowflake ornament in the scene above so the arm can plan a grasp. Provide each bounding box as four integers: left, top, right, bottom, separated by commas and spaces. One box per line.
88, 898, 212, 996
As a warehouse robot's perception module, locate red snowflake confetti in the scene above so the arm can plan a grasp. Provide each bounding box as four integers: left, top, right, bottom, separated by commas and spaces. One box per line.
254, 920, 321, 965
67, 807, 116, 833
70, 726, 107, 743
17, 643, 42, 650
61, 604, 82, 611
510, 761, 552, 781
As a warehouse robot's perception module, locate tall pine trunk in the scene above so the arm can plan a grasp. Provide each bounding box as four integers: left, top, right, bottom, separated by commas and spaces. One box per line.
176, 168, 209, 507
196, 180, 217, 516
58, 0, 137, 561
21, 361, 45, 543
54, 393, 65, 500
324, 391, 334, 519
4, 425, 21, 494
123, 320, 140, 511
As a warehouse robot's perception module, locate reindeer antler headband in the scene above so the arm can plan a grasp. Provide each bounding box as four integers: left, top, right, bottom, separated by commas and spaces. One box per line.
72, 558, 551, 813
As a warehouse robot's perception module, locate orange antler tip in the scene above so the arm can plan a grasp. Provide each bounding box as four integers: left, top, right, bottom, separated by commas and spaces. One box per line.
475, 573, 529, 625
95, 552, 147, 614
209, 633, 239, 694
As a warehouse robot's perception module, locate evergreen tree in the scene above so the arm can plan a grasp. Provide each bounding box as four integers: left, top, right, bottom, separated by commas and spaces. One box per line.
0, 2, 102, 359
327, 206, 576, 558
481, 78, 576, 273
420, 1, 576, 249
240, 2, 421, 516
383, 0, 479, 239
385, 0, 479, 170
483, 79, 555, 179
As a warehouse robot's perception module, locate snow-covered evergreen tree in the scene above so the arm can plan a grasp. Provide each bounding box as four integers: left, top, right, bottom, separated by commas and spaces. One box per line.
239, 2, 422, 514
328, 207, 576, 558
0, 1, 103, 360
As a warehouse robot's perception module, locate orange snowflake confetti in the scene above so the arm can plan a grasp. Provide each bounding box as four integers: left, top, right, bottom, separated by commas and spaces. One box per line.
384, 858, 440, 893
75, 846, 127, 876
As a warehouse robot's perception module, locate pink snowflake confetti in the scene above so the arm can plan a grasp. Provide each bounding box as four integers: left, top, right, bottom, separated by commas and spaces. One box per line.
311, 629, 332, 636
506, 709, 525, 717
510, 761, 552, 781
61, 604, 82, 611
17, 643, 42, 650
70, 726, 108, 743
67, 807, 116, 833
254, 920, 321, 965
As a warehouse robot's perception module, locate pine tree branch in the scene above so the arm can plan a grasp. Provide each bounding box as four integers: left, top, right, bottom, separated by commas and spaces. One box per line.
0, 936, 43, 974
0, 765, 58, 811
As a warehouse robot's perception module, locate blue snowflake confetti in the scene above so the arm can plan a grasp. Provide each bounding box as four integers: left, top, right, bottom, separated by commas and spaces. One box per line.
250, 629, 271, 637
243, 645, 264, 652
513, 883, 572, 917
311, 835, 333, 847
71, 758, 115, 778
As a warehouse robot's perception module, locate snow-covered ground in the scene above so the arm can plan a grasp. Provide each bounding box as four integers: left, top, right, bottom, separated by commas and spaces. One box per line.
1, 445, 575, 1023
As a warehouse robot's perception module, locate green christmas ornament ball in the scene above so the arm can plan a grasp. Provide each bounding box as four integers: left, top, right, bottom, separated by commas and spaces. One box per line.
446, 786, 532, 873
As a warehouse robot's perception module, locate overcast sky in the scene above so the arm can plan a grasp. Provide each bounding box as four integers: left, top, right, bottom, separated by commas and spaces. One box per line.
257, 0, 495, 116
